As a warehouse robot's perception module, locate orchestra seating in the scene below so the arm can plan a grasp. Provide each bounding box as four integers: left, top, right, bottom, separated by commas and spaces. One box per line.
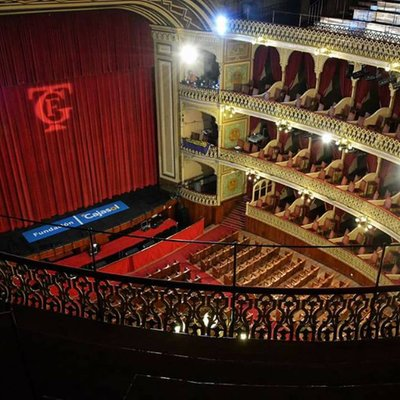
147, 261, 201, 283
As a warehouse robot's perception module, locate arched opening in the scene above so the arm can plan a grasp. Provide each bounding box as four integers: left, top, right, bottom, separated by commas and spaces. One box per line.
182, 160, 217, 195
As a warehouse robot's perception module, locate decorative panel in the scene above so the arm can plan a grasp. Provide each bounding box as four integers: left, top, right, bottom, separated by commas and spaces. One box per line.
222, 119, 248, 148
221, 170, 245, 201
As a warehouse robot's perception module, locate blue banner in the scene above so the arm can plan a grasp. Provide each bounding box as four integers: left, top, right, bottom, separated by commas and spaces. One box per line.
23, 201, 129, 243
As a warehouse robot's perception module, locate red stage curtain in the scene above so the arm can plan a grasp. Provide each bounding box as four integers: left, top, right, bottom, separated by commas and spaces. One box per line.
252, 46, 269, 89
338, 60, 352, 98
0, 11, 157, 232
284, 51, 303, 89
318, 58, 338, 98
303, 53, 316, 89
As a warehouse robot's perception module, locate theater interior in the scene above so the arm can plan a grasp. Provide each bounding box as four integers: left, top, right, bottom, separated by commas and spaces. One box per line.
1, 0, 400, 398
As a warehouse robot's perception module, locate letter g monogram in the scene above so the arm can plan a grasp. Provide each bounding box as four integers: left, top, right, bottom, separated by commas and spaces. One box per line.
28, 83, 73, 133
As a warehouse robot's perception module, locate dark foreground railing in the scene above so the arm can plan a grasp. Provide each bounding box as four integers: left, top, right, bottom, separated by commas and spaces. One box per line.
1, 251, 400, 342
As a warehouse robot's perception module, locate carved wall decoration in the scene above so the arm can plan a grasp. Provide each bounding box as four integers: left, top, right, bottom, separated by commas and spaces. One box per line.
224, 40, 252, 63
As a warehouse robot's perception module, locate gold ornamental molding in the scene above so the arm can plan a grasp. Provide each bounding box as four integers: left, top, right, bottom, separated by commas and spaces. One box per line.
179, 85, 400, 166
246, 204, 391, 285
227, 19, 400, 68
179, 186, 219, 206
220, 149, 400, 242
0, 0, 216, 31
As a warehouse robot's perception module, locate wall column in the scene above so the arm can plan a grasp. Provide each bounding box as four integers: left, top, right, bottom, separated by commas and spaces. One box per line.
152, 27, 181, 184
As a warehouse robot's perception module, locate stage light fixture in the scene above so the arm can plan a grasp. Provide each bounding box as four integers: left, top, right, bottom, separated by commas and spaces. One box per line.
215, 15, 228, 35
180, 44, 198, 65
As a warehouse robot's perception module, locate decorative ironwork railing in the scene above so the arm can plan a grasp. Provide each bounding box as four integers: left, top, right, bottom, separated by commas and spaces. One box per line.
178, 186, 219, 206
1, 251, 400, 342
179, 84, 400, 165
181, 138, 217, 158
227, 19, 400, 63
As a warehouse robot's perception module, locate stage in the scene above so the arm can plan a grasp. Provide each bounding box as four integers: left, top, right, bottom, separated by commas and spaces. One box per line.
0, 185, 175, 257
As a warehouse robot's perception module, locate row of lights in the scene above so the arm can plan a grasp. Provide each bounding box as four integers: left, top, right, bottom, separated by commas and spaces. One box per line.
246, 170, 261, 182
298, 189, 314, 204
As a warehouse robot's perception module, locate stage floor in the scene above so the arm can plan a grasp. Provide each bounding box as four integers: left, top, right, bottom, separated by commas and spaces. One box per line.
0, 185, 173, 256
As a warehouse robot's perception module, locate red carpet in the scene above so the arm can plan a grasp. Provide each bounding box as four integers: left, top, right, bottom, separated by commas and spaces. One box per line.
130, 224, 235, 285
221, 197, 247, 231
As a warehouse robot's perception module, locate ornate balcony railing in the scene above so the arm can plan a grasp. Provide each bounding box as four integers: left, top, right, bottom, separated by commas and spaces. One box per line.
178, 186, 219, 206
1, 252, 400, 342
181, 138, 218, 158
227, 19, 400, 64
220, 149, 400, 243
179, 85, 400, 166
246, 204, 392, 285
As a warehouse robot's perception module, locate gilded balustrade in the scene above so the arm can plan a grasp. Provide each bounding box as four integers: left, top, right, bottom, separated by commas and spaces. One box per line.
221, 149, 400, 242
246, 204, 392, 286
179, 84, 400, 165
179, 186, 219, 206
228, 19, 400, 64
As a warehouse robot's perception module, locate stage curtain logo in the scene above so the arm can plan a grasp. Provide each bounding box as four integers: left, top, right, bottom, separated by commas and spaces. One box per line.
28, 83, 73, 133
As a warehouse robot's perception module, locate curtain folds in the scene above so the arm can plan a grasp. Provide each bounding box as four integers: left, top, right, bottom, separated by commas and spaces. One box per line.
0, 11, 158, 232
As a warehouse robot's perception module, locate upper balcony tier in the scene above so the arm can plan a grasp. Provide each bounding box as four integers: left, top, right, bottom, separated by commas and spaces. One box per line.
225, 18, 400, 68
179, 84, 400, 166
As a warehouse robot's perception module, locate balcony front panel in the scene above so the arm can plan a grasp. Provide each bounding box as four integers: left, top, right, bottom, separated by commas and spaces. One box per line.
221, 149, 400, 242
179, 85, 400, 166
246, 204, 391, 285
227, 19, 400, 66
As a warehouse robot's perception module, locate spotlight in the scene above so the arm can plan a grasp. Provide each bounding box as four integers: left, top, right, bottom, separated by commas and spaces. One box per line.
322, 133, 332, 144
239, 332, 248, 340
180, 44, 198, 65
215, 15, 228, 35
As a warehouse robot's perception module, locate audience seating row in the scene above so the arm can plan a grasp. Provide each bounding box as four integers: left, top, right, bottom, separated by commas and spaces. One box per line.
148, 261, 200, 283
197, 237, 251, 272
189, 231, 240, 264
283, 265, 319, 288
222, 247, 280, 285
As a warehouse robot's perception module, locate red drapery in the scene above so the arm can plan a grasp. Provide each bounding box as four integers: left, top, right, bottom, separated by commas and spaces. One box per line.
392, 91, 400, 117
0, 11, 158, 232
250, 117, 260, 132
252, 46, 282, 90
377, 69, 390, 107
366, 154, 378, 173
284, 51, 303, 89
343, 153, 358, 177
304, 53, 316, 89
318, 58, 338, 98
284, 51, 315, 90
338, 60, 352, 98
270, 48, 282, 82
252, 46, 269, 89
